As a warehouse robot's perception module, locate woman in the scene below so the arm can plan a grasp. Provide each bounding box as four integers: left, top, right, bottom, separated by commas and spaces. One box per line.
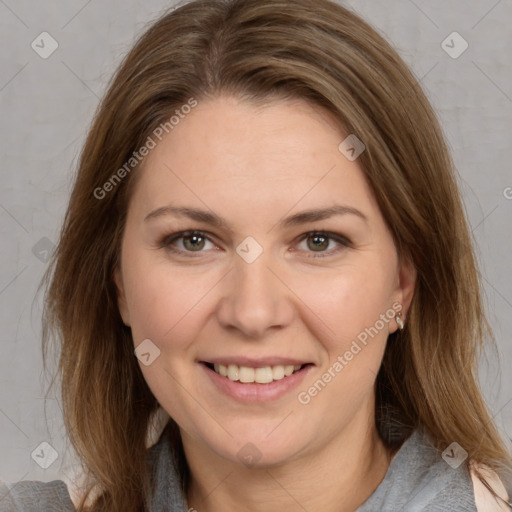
1, 0, 511, 510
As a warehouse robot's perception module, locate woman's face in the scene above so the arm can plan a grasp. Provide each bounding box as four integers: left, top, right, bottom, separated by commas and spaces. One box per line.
114, 95, 415, 466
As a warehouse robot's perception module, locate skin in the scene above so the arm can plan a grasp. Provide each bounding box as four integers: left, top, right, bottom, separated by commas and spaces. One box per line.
114, 95, 416, 512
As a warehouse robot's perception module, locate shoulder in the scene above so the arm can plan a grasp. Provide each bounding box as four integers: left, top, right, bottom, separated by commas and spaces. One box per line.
469, 460, 511, 512
0, 479, 75, 511
358, 427, 478, 511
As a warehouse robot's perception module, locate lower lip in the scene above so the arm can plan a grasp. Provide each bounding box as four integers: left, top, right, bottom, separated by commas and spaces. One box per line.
201, 363, 314, 403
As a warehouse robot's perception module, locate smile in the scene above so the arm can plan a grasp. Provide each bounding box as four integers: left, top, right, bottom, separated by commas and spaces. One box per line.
206, 362, 306, 383
200, 361, 314, 402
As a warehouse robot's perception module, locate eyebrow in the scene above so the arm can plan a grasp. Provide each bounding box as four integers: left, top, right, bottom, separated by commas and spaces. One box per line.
144, 204, 368, 229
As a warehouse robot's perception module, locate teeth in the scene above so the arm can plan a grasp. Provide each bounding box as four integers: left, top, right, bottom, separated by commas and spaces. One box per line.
272, 365, 285, 380
284, 365, 295, 377
211, 363, 303, 383
227, 364, 239, 381
239, 366, 255, 383
255, 367, 273, 383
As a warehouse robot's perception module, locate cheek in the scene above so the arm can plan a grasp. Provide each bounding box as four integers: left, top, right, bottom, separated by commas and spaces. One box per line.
122, 251, 220, 349
294, 268, 391, 417
122, 231, 396, 353
288, 262, 395, 347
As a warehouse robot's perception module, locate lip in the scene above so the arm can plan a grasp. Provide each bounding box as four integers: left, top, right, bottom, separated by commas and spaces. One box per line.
201, 356, 312, 367
200, 361, 314, 403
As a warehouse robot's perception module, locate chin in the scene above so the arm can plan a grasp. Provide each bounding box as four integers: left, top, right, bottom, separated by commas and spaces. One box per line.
205, 429, 307, 469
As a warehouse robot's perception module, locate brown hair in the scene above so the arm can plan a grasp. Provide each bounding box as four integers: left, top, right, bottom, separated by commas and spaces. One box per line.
41, 0, 512, 510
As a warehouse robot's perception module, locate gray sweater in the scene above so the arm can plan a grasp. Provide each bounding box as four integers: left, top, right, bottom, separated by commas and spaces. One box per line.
0, 425, 478, 511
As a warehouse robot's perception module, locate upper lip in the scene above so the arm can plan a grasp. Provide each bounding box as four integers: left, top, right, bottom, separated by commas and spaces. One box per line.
201, 357, 313, 367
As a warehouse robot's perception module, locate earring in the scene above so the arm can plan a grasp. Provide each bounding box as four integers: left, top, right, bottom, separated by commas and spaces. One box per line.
395, 311, 405, 330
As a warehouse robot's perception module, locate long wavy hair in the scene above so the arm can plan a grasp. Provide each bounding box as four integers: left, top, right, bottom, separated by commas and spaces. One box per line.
40, 0, 512, 510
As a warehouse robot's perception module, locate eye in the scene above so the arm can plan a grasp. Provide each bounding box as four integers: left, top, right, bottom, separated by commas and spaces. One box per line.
294, 231, 351, 258
159, 230, 351, 259
160, 230, 216, 256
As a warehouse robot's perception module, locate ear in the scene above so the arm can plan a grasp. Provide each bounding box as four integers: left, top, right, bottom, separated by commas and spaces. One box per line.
390, 252, 416, 333
113, 266, 131, 327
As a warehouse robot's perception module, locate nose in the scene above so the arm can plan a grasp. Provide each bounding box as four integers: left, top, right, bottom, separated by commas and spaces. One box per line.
215, 251, 295, 339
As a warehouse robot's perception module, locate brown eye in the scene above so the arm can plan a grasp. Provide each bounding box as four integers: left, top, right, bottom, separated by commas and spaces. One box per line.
295, 231, 351, 259
307, 233, 330, 251
182, 233, 206, 251
160, 230, 216, 255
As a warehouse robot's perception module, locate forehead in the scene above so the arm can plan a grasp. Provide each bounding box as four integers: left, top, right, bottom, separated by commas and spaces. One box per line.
128, 96, 378, 224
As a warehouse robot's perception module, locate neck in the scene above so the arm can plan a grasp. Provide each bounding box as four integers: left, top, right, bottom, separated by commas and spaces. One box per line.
183, 408, 394, 512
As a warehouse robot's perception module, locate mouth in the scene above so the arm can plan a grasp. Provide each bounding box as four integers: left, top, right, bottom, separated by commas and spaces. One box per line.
200, 359, 315, 402
201, 362, 312, 384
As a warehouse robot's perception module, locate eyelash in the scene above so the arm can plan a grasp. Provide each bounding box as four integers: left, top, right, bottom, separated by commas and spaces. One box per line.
158, 230, 352, 259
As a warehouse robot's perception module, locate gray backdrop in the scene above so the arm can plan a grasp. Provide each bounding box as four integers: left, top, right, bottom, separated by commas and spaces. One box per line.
0, 0, 511, 489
